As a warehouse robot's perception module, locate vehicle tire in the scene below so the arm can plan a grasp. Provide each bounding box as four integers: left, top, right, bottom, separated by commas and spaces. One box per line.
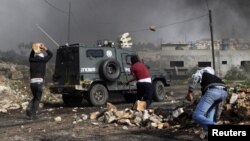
88, 84, 109, 106
153, 80, 166, 102
100, 58, 121, 81
62, 95, 83, 107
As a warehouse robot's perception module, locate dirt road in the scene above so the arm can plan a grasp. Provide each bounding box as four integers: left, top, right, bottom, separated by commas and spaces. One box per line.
0, 85, 202, 141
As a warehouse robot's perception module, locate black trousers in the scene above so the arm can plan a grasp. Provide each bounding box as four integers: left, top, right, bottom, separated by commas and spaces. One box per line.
28, 83, 43, 116
136, 82, 154, 108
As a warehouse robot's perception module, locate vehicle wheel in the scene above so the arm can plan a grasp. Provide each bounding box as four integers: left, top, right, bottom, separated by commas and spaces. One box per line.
62, 95, 83, 107
153, 80, 166, 101
100, 58, 121, 81
88, 84, 109, 106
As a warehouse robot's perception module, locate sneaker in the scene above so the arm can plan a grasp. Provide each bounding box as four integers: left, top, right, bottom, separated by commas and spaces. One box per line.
26, 109, 32, 117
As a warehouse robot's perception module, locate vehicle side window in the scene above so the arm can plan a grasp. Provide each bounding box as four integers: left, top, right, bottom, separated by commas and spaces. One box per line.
126, 55, 132, 65
86, 49, 104, 58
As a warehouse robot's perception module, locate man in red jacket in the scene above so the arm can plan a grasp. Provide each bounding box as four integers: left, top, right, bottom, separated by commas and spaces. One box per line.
125, 55, 153, 108
26, 43, 53, 120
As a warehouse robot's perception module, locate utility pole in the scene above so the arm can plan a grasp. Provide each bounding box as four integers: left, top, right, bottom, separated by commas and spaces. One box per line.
209, 10, 216, 72
67, 0, 71, 44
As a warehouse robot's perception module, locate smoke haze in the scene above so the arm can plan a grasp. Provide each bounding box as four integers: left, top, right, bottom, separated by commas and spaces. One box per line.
0, 0, 249, 51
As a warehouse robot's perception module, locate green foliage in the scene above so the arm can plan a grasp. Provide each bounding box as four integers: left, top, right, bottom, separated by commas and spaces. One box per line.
224, 65, 250, 81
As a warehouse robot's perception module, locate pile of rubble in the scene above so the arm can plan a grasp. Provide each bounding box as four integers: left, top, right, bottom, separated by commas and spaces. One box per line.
87, 102, 190, 129
0, 63, 61, 113
0, 63, 29, 112
223, 86, 250, 122
86, 86, 250, 129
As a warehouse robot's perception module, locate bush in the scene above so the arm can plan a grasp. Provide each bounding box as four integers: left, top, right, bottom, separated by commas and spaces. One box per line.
224, 66, 250, 80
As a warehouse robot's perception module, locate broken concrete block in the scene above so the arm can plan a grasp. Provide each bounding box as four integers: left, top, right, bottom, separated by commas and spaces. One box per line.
90, 111, 100, 120
149, 114, 162, 124
81, 114, 88, 120
117, 119, 133, 126
114, 110, 126, 119
172, 107, 184, 118
142, 110, 149, 121
133, 100, 146, 111
133, 116, 142, 126
21, 102, 29, 110
163, 122, 170, 128
157, 123, 164, 129
150, 122, 158, 128
54, 116, 62, 122
229, 93, 238, 104
104, 111, 116, 123
106, 102, 117, 112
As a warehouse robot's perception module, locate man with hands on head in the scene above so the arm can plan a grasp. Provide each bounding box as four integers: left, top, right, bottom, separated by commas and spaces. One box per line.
26, 42, 53, 120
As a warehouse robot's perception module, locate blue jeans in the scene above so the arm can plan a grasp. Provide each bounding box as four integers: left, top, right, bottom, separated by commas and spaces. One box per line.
192, 87, 227, 131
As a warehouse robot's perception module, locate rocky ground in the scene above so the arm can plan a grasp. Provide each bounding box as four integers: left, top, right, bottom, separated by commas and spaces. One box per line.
0, 62, 249, 141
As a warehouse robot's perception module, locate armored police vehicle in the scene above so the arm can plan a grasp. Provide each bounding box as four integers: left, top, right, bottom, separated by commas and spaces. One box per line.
50, 41, 170, 106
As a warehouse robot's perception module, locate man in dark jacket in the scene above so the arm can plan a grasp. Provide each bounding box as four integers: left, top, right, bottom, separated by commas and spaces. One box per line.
26, 43, 53, 119
186, 67, 227, 138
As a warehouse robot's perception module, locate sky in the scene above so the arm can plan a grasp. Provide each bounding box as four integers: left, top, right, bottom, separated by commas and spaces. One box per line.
0, 0, 250, 51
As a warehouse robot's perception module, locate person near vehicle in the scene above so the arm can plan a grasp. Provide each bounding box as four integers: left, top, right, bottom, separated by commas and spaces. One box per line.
26, 42, 53, 119
186, 67, 227, 137
125, 55, 154, 108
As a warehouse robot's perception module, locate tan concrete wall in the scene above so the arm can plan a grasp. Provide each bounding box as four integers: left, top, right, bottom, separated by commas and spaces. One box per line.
160, 49, 250, 77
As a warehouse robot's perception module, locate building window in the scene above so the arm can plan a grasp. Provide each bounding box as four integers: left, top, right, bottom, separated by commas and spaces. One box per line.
241, 61, 250, 67
222, 61, 227, 64
170, 61, 184, 67
198, 62, 211, 67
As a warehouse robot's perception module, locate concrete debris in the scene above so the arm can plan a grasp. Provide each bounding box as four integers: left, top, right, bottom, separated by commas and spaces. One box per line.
0, 62, 62, 112
81, 114, 88, 120
46, 108, 54, 112
90, 112, 100, 120
90, 103, 170, 129
229, 92, 238, 104
122, 126, 128, 130
104, 111, 116, 123
106, 102, 117, 112
224, 86, 250, 119
54, 116, 62, 122
0, 62, 249, 131
11, 70, 23, 80
21, 102, 29, 110
172, 107, 184, 118
132, 100, 146, 111
88, 86, 249, 130
0, 109, 7, 113
91, 122, 99, 125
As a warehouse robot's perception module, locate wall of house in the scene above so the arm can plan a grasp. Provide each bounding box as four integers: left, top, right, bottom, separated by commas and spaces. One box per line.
160, 48, 250, 77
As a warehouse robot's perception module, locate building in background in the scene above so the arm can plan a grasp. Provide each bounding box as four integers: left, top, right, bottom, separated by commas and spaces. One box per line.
138, 38, 250, 78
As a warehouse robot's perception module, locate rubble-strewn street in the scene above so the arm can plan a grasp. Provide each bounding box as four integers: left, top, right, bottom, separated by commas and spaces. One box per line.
0, 62, 249, 141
